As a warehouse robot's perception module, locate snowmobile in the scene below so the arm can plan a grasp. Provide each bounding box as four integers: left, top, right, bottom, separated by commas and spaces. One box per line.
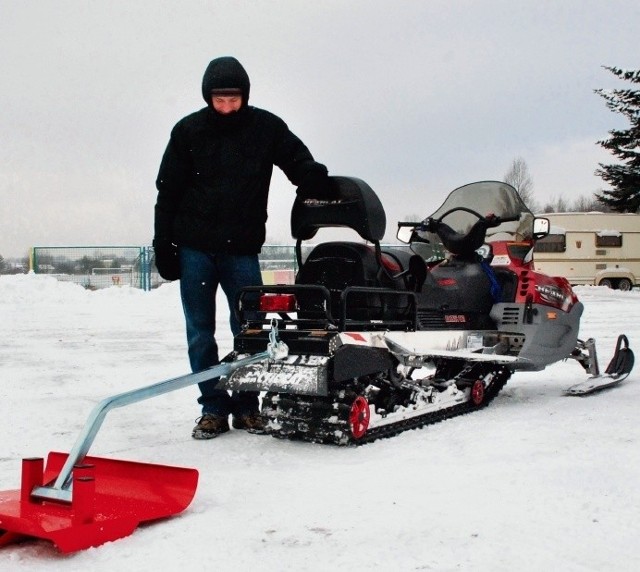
222, 176, 635, 445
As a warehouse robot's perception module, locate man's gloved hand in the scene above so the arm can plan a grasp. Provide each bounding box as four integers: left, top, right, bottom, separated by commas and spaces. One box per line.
152, 238, 181, 281
296, 171, 339, 201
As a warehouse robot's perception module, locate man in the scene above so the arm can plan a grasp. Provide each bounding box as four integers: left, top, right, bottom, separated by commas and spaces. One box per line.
154, 56, 331, 439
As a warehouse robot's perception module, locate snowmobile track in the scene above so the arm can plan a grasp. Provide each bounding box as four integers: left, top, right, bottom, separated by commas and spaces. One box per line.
262, 371, 509, 446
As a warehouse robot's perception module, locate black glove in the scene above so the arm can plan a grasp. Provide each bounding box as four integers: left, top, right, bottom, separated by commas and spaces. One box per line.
296, 170, 338, 201
152, 238, 181, 281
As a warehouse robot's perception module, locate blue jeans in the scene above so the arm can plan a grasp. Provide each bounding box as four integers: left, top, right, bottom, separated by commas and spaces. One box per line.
179, 247, 263, 417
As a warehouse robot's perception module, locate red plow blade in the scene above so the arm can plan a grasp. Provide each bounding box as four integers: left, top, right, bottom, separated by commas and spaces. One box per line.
0, 340, 283, 554
0, 452, 198, 553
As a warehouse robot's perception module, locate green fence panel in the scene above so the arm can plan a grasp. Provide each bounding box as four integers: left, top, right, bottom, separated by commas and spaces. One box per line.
31, 245, 302, 291
32, 246, 149, 290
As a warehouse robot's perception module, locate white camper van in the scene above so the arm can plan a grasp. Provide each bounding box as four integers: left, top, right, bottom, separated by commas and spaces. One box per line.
533, 212, 640, 290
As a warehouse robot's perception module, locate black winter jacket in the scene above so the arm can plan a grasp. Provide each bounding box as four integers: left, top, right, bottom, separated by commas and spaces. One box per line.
154, 105, 327, 255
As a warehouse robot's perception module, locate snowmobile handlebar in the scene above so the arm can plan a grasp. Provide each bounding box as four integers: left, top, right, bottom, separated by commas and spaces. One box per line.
399, 207, 519, 257
398, 208, 515, 233
427, 208, 507, 231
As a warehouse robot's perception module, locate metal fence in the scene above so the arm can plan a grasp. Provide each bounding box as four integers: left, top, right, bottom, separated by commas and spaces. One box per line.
30, 245, 306, 291
30, 244, 412, 291
31, 246, 150, 289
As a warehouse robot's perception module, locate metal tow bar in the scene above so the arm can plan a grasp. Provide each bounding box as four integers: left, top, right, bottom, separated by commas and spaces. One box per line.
31, 320, 289, 503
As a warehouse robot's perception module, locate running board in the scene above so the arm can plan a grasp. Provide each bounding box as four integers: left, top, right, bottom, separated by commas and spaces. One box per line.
384, 331, 521, 365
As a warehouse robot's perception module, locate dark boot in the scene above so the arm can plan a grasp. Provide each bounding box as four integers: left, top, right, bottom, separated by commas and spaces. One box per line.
192, 414, 230, 440
232, 413, 266, 434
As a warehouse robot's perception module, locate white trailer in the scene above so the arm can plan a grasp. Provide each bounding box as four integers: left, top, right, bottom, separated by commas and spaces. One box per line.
533, 212, 640, 290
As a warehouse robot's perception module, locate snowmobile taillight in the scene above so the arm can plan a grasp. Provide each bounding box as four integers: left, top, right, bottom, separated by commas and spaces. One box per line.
259, 293, 297, 312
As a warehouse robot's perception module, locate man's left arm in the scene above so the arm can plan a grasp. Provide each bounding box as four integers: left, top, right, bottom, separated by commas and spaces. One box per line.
273, 124, 336, 199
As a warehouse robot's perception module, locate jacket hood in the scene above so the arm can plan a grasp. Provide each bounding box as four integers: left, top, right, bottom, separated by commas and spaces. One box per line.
201, 56, 250, 107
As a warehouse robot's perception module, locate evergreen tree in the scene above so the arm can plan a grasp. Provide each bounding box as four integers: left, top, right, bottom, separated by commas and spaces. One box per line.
594, 66, 640, 212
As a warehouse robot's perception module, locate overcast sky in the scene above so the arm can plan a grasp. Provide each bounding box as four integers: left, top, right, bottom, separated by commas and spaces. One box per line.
1, 0, 639, 257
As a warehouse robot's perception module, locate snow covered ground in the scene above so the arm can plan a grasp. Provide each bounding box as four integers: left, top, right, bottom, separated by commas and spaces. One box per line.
1, 274, 639, 571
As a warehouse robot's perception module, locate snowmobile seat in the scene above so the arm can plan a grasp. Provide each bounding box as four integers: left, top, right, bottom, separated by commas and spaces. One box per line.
296, 242, 412, 323
291, 177, 413, 326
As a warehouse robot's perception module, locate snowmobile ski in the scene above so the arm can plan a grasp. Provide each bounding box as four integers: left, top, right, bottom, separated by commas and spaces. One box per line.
565, 375, 628, 395
566, 334, 634, 395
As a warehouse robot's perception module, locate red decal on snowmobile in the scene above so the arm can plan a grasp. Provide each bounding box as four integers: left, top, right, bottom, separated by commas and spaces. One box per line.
344, 332, 368, 343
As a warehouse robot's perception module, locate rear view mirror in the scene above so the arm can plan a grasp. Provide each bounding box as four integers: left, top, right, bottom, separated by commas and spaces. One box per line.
532, 217, 550, 240
396, 225, 414, 244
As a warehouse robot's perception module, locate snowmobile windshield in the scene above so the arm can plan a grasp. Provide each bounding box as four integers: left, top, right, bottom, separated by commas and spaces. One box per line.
412, 181, 535, 256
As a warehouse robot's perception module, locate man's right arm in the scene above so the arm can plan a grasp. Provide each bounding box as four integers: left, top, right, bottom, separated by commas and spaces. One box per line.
153, 124, 190, 281
154, 124, 190, 240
